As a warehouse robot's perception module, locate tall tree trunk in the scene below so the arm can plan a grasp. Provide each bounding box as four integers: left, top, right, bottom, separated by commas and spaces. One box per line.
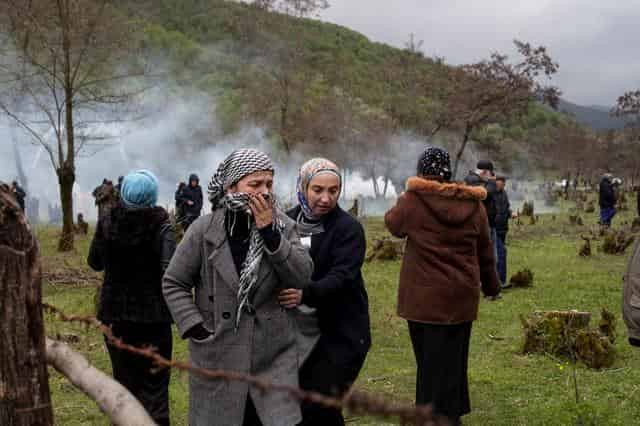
59, 7, 75, 252
11, 130, 28, 193
0, 184, 54, 426
57, 167, 75, 252
382, 176, 390, 198
452, 125, 472, 179
370, 170, 380, 198
279, 77, 291, 154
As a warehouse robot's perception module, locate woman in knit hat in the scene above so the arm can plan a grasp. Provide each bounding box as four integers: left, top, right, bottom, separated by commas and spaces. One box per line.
279, 158, 371, 426
163, 149, 313, 426
384, 147, 500, 426
88, 169, 176, 426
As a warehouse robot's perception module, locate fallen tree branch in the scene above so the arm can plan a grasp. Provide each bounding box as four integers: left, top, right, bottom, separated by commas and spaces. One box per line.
42, 303, 442, 425
45, 338, 156, 426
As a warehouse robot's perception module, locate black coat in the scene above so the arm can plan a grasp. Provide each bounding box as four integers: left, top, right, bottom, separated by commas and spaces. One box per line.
180, 184, 203, 217
599, 178, 616, 209
287, 205, 371, 370
88, 204, 176, 323
494, 190, 512, 234
464, 172, 497, 228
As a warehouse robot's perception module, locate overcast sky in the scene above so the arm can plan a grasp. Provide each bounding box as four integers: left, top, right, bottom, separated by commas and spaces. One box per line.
320, 0, 640, 106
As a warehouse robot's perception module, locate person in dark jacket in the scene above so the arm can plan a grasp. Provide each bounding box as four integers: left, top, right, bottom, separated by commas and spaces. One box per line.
599, 173, 617, 227
179, 174, 203, 230
494, 176, 514, 288
174, 181, 186, 220
88, 170, 176, 426
11, 180, 26, 211
464, 161, 498, 242
279, 158, 371, 426
385, 147, 500, 426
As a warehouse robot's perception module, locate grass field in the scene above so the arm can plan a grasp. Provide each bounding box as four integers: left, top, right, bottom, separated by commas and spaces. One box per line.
39, 200, 640, 425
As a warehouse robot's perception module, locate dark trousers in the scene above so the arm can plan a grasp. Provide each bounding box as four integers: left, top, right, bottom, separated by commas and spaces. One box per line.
298, 344, 363, 426
105, 321, 173, 425
408, 321, 472, 423
496, 232, 508, 284
600, 207, 616, 227
182, 214, 199, 230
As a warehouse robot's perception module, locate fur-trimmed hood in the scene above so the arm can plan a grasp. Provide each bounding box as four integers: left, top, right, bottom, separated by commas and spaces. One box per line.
405, 176, 487, 226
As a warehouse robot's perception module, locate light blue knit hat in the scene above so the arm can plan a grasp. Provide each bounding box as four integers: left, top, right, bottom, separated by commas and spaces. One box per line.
120, 170, 158, 208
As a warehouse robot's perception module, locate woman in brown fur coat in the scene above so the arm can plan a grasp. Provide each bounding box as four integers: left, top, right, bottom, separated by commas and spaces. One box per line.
384, 147, 500, 426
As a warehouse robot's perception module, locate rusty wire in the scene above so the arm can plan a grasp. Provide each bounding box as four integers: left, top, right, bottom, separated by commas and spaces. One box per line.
42, 302, 445, 426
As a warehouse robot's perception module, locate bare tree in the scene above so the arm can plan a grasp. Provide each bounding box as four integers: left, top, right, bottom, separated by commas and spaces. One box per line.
431, 40, 561, 178
0, 0, 145, 251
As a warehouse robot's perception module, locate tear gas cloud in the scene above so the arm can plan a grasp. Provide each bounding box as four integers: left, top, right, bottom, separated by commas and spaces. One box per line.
0, 89, 405, 220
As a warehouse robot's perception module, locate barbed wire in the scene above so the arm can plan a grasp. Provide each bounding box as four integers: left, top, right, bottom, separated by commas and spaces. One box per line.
42, 302, 446, 426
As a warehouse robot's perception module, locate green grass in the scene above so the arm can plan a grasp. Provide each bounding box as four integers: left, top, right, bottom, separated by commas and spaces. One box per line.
38, 203, 640, 425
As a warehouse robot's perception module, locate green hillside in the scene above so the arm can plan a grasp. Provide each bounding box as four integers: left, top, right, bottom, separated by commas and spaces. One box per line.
119, 0, 590, 180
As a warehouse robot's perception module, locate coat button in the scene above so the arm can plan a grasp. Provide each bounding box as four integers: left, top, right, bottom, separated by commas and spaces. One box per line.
222, 312, 231, 320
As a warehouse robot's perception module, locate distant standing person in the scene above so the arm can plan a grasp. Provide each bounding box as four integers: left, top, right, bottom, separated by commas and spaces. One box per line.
494, 176, 515, 288
599, 173, 617, 227
11, 180, 26, 211
180, 174, 203, 229
88, 170, 176, 426
464, 161, 498, 257
174, 181, 187, 220
385, 147, 500, 425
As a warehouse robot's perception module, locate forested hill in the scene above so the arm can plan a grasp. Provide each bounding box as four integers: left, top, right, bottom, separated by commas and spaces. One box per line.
114, 0, 606, 180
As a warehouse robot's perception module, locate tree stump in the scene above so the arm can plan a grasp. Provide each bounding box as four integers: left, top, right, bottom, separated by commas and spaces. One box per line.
521, 309, 616, 369
366, 237, 404, 262
521, 201, 534, 217
510, 268, 534, 287
0, 183, 54, 425
585, 201, 596, 213
579, 236, 592, 257
602, 230, 635, 254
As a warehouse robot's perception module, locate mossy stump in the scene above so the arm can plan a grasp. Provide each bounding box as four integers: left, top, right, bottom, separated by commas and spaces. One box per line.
601, 230, 634, 254
569, 215, 583, 226
579, 236, 592, 257
510, 268, 534, 287
521, 309, 616, 369
521, 201, 534, 217
585, 201, 596, 213
366, 237, 404, 262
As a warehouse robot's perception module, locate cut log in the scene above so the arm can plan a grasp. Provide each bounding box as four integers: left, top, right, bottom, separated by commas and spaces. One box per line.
45, 338, 156, 426
0, 183, 54, 426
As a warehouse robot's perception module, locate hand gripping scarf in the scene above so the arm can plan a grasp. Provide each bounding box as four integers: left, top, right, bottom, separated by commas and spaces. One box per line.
296, 158, 342, 221
207, 148, 280, 330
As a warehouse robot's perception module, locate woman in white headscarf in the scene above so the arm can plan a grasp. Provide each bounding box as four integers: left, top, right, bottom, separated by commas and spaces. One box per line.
279, 158, 371, 426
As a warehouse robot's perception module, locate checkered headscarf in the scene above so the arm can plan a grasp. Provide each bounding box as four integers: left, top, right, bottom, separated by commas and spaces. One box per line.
208, 149, 274, 209
207, 149, 276, 330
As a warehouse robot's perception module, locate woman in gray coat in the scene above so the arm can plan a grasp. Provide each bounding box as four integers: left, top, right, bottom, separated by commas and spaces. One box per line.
163, 149, 313, 426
